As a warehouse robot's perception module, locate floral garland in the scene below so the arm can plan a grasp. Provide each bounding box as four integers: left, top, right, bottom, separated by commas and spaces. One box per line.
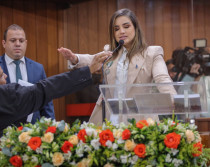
0, 117, 210, 167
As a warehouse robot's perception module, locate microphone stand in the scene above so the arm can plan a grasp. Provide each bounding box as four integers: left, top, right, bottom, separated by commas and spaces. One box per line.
101, 40, 124, 122
101, 60, 107, 122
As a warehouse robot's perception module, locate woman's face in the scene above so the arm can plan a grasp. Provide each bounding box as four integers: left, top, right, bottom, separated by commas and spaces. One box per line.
114, 16, 135, 50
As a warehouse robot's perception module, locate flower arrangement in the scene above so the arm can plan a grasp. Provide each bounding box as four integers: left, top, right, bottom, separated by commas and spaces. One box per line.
0, 117, 210, 167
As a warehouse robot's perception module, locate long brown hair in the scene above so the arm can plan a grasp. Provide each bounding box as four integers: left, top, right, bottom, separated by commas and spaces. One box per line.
109, 8, 147, 60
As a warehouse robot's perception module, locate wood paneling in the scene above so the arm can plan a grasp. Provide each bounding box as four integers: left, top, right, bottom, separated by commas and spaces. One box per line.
0, 0, 210, 122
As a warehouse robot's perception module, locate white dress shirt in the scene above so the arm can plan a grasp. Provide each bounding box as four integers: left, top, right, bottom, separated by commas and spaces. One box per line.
4, 54, 28, 83
114, 47, 129, 98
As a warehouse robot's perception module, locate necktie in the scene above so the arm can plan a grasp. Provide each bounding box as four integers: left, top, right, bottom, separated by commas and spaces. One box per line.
13, 60, 22, 82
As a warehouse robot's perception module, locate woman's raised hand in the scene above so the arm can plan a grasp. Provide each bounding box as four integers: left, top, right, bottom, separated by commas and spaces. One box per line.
57, 47, 78, 65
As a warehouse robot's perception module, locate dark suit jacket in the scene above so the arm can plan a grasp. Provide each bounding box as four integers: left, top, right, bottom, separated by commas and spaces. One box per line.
0, 54, 54, 124
0, 66, 92, 136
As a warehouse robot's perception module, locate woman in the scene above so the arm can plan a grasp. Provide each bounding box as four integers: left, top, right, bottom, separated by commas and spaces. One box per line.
58, 8, 176, 124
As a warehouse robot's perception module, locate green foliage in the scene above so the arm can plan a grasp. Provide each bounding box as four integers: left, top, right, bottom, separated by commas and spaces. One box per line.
0, 117, 209, 166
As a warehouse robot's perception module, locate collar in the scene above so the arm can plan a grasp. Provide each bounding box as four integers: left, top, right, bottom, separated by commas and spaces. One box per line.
122, 46, 128, 54
5, 54, 25, 65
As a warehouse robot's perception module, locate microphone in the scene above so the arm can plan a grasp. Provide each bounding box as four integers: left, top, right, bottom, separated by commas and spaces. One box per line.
103, 40, 124, 63
112, 40, 124, 53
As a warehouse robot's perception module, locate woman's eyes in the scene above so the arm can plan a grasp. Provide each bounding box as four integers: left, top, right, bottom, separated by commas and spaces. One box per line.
114, 25, 130, 31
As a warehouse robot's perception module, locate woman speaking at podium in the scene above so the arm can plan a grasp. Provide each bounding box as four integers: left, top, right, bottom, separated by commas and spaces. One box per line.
58, 8, 176, 124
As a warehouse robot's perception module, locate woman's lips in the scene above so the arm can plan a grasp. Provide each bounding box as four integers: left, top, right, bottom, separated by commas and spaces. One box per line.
120, 36, 126, 40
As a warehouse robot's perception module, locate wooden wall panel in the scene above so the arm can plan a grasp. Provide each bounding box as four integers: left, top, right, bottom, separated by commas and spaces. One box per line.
0, 0, 13, 53
193, 0, 205, 39
154, 0, 164, 47
98, 0, 109, 50
88, 0, 98, 54
78, 3, 89, 53
35, 1, 48, 72
162, 1, 173, 59
204, 0, 210, 43
23, 0, 36, 61
13, 0, 24, 26
180, 0, 191, 48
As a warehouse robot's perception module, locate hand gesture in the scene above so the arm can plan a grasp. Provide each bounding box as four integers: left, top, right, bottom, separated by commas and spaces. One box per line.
57, 47, 78, 65
89, 52, 109, 74
0, 66, 7, 85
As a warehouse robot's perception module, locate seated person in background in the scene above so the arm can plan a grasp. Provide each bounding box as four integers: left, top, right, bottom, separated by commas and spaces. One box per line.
58, 8, 176, 125
166, 59, 177, 81
0, 53, 107, 136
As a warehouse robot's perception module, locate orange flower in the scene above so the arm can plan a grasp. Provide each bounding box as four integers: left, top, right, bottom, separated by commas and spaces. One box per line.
28, 137, 42, 150
17, 126, 23, 131
9, 155, 22, 167
99, 129, 114, 146
136, 120, 149, 129
164, 132, 181, 149
134, 144, 146, 158
61, 141, 73, 153
171, 121, 179, 127
122, 129, 131, 140
192, 142, 203, 157
77, 129, 87, 143
46, 126, 56, 133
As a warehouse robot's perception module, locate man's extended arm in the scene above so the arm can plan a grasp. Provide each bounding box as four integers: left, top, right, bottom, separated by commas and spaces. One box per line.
0, 66, 92, 131
0, 52, 107, 133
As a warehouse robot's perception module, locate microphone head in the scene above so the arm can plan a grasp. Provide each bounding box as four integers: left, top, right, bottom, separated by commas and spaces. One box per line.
119, 40, 124, 46
103, 44, 110, 52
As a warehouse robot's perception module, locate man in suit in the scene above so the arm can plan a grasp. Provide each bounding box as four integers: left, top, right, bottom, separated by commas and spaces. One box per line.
0, 24, 54, 124
0, 52, 108, 135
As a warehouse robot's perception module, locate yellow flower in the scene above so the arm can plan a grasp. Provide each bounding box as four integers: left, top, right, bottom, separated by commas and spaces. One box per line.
64, 124, 69, 133
96, 129, 102, 133
124, 140, 136, 151
68, 135, 79, 145
185, 130, 195, 143
104, 163, 114, 167
41, 132, 54, 143
52, 152, 64, 166
18, 132, 31, 143
113, 129, 123, 139
77, 158, 90, 167
146, 118, 155, 126
6, 139, 11, 147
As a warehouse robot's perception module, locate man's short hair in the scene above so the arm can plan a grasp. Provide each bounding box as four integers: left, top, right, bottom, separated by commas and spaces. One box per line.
3, 24, 25, 41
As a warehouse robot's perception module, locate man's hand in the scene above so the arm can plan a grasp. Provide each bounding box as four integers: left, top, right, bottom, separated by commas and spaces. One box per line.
0, 66, 7, 85
89, 52, 109, 74
58, 47, 78, 65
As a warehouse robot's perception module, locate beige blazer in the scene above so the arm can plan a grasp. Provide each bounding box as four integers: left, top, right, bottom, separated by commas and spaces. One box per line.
76, 46, 176, 124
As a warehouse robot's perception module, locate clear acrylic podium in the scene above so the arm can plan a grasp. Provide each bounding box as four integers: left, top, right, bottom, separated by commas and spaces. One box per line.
99, 81, 208, 124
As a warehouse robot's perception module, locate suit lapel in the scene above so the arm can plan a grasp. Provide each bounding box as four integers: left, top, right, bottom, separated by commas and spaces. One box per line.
25, 57, 32, 83
127, 51, 146, 85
